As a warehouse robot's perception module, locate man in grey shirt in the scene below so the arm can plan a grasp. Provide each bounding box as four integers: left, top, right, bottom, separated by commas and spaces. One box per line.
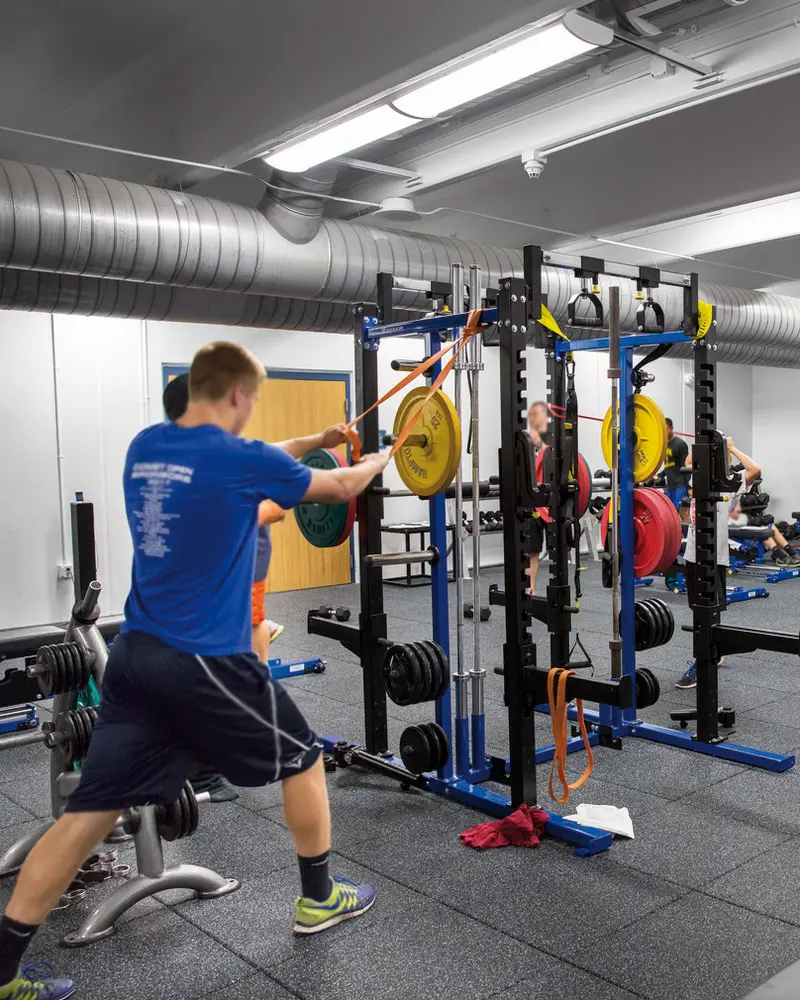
676, 436, 760, 689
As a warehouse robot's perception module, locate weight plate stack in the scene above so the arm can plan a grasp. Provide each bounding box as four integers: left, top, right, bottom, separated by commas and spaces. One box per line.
383, 641, 450, 705
629, 598, 675, 651
156, 783, 200, 841
49, 707, 97, 766
34, 642, 94, 697
399, 722, 450, 774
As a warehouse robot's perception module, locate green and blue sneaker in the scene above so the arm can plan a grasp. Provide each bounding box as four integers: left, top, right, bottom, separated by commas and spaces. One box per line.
0, 964, 75, 1000
293, 877, 375, 935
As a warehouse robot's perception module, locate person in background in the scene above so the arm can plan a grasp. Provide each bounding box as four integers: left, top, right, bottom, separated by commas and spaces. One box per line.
664, 418, 691, 511
676, 436, 759, 689
252, 500, 287, 662
729, 501, 800, 567
524, 401, 550, 595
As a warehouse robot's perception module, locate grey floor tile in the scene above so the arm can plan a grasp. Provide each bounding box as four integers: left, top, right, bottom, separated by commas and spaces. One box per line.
163, 803, 296, 877
0, 776, 53, 819
198, 973, 297, 1000
680, 767, 800, 836
744, 698, 800, 732
263, 766, 461, 851
578, 892, 800, 1000
176, 854, 427, 972
704, 837, 800, 925
347, 811, 683, 960
29, 907, 252, 1000
606, 797, 788, 889
271, 897, 546, 1000
580, 738, 745, 800
488, 961, 643, 1000
0, 788, 36, 827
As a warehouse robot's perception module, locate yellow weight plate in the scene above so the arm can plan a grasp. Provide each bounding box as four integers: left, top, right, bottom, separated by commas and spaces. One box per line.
601, 394, 668, 484
393, 388, 461, 498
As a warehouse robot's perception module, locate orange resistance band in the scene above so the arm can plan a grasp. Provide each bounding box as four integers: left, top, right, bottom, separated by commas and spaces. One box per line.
343, 309, 489, 462
547, 667, 595, 804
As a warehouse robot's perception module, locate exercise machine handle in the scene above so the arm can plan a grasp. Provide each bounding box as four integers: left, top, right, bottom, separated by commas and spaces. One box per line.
79, 581, 101, 617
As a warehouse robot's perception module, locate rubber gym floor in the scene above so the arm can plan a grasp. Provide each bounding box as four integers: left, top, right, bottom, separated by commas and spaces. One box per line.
2, 563, 800, 1000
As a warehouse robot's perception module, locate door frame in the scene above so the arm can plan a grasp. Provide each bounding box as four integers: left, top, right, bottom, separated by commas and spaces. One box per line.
160, 363, 354, 583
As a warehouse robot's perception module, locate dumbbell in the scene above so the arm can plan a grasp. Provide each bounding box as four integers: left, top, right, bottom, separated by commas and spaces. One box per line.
312, 606, 351, 622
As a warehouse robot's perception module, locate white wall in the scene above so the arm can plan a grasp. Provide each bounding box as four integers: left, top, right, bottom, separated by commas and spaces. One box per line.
0, 305, 775, 631
752, 368, 799, 521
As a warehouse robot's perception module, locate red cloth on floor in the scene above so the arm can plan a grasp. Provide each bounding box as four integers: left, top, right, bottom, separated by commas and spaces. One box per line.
459, 805, 549, 850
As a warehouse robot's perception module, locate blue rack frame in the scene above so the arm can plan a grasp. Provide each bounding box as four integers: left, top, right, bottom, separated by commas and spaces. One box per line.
549, 329, 794, 773
331, 289, 618, 858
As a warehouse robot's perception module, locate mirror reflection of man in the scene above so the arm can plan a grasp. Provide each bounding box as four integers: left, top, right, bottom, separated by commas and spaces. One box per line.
525, 401, 550, 594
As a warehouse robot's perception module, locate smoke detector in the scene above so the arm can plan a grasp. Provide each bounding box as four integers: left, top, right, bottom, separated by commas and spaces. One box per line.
373, 197, 423, 224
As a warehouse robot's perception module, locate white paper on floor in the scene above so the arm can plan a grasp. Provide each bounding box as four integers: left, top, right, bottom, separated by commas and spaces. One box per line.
564, 804, 635, 839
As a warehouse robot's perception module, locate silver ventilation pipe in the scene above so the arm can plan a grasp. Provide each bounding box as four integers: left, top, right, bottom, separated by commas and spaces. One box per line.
2, 159, 800, 365
259, 164, 339, 245
0, 269, 359, 333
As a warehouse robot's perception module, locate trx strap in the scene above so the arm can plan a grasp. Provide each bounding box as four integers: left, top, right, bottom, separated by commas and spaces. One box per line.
344, 309, 490, 462
547, 667, 594, 804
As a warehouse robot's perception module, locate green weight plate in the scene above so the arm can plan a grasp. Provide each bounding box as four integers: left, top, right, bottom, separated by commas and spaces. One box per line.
294, 448, 356, 548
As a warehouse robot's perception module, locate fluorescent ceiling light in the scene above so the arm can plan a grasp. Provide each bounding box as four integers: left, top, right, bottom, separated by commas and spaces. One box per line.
265, 105, 417, 173
605, 192, 800, 259
393, 13, 613, 119
264, 12, 612, 172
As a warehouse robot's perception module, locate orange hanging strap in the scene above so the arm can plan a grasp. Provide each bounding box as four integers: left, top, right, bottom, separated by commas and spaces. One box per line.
547, 667, 595, 805
345, 308, 490, 463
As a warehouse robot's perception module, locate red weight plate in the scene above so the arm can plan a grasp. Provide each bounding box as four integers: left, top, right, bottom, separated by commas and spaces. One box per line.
577, 453, 592, 518
325, 449, 358, 546
535, 447, 592, 522
602, 489, 664, 577
645, 488, 683, 573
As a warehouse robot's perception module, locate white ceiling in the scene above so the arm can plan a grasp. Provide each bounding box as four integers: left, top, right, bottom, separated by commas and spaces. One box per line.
2, 0, 800, 293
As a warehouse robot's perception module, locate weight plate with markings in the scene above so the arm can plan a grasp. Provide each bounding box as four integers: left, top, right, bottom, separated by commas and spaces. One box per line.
294, 448, 356, 548
393, 388, 461, 498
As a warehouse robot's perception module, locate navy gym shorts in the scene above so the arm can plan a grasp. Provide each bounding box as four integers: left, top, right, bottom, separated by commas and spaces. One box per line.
66, 631, 322, 813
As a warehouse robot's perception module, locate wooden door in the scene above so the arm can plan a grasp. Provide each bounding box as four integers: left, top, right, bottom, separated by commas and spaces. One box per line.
245, 375, 351, 593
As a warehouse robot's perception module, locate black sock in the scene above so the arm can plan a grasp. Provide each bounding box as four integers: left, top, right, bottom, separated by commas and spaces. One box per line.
297, 851, 332, 902
0, 915, 39, 986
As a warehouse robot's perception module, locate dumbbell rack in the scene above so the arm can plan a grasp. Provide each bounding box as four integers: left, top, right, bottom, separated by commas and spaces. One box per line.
0, 581, 239, 946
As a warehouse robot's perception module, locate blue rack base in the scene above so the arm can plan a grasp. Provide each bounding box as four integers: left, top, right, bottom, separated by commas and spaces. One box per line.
321, 737, 614, 856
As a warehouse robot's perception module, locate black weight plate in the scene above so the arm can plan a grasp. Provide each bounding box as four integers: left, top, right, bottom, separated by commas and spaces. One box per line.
51, 645, 68, 696
383, 645, 422, 706
636, 668, 652, 710
158, 800, 180, 842
184, 782, 200, 837
426, 722, 450, 770
636, 601, 657, 651
655, 600, 669, 648
178, 787, 191, 839
640, 601, 660, 650
649, 669, 661, 706
631, 603, 646, 651
416, 724, 440, 773
61, 711, 79, 766
56, 645, 73, 694
72, 710, 87, 761
408, 642, 435, 702
424, 641, 450, 699
81, 708, 95, 754
75, 643, 92, 688
642, 668, 659, 709
647, 599, 665, 649
399, 725, 432, 775
35, 647, 53, 697
77, 709, 92, 761
66, 644, 83, 691
653, 598, 675, 644
401, 644, 427, 704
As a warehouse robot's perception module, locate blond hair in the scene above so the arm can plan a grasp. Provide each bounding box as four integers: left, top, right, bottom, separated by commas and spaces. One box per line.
188, 342, 265, 402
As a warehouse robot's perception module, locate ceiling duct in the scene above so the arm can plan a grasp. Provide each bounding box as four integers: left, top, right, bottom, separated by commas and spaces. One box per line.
0, 158, 799, 366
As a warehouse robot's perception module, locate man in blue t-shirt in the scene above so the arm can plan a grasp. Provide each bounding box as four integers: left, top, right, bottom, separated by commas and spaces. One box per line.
0, 343, 387, 1000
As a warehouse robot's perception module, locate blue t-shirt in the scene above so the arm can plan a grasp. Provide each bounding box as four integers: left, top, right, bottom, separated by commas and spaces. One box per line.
121, 423, 312, 655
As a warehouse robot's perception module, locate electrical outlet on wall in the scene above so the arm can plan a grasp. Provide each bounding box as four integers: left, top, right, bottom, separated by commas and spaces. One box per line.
57, 563, 74, 580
